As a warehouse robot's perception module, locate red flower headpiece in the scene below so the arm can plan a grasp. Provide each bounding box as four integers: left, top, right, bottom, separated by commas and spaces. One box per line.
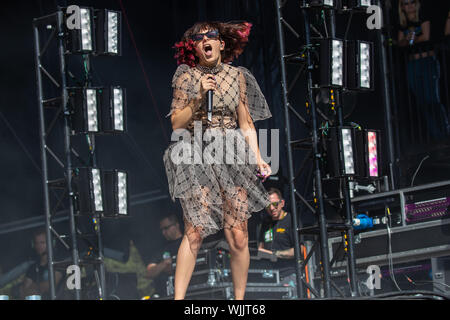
173, 39, 196, 67
237, 22, 252, 43
230, 22, 252, 61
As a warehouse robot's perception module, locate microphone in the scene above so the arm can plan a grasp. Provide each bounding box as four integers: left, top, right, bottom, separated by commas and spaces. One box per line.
203, 71, 215, 122
207, 90, 213, 122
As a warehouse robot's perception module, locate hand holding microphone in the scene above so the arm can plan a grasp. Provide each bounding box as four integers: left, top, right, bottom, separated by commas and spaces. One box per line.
199, 74, 216, 96
199, 74, 216, 121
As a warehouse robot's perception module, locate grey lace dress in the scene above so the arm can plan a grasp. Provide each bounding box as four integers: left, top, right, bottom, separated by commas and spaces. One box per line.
163, 63, 272, 238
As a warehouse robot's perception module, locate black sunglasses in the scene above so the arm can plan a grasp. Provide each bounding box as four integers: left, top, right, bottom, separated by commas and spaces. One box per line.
266, 201, 281, 209
191, 30, 220, 42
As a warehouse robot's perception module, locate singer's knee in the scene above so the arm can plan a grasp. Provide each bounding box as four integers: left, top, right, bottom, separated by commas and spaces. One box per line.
226, 228, 248, 253
186, 231, 203, 255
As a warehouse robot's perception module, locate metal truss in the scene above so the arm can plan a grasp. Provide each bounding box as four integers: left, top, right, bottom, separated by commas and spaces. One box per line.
274, 0, 361, 298
33, 10, 106, 300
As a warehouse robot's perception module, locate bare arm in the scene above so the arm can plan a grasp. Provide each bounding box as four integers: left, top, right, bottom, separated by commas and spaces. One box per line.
275, 248, 295, 259
145, 259, 172, 279
414, 21, 430, 43
258, 242, 272, 254
237, 101, 262, 163
170, 73, 215, 131
237, 71, 271, 178
257, 245, 294, 258
170, 98, 202, 130
258, 247, 273, 255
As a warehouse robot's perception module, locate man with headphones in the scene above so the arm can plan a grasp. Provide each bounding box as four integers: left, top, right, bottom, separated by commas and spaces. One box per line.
19, 228, 63, 299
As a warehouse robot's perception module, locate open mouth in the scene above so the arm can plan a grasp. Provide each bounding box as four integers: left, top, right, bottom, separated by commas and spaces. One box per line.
203, 44, 213, 57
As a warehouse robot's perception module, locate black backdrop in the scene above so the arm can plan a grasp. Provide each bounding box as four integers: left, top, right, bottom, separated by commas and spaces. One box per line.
0, 0, 283, 272
0, 0, 448, 275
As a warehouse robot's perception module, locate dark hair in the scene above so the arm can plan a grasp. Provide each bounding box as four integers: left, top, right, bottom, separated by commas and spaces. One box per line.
31, 227, 46, 245
173, 21, 252, 67
268, 187, 283, 200
160, 213, 179, 225
32, 227, 46, 239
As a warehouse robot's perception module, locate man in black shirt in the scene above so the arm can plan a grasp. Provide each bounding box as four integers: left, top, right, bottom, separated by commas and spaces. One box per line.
19, 228, 63, 299
145, 214, 183, 298
258, 188, 296, 281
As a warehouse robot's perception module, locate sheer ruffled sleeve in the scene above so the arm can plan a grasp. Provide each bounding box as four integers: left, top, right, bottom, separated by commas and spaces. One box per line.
237, 66, 272, 122
166, 64, 198, 118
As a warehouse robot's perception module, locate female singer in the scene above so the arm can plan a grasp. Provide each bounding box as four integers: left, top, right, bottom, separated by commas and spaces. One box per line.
163, 21, 272, 299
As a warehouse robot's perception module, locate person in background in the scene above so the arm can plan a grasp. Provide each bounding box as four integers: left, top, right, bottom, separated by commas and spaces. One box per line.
19, 228, 62, 299
258, 188, 297, 289
397, 0, 430, 48
397, 0, 449, 140
145, 214, 183, 298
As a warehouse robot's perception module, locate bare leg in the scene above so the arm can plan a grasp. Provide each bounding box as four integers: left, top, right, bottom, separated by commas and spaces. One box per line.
174, 187, 211, 299
223, 186, 250, 300
224, 222, 249, 300
173, 228, 203, 300
222, 186, 251, 300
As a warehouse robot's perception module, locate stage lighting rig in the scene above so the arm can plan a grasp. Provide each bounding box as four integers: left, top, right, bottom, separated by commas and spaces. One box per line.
99, 86, 127, 133
304, 0, 339, 9
356, 129, 382, 179
64, 7, 122, 56
68, 87, 100, 134
65, 7, 95, 54
68, 86, 127, 135
102, 170, 129, 217
325, 127, 382, 179
346, 40, 374, 90
366, 131, 379, 177
315, 38, 345, 88
95, 9, 122, 56
72, 168, 104, 215
343, 0, 372, 10
72, 168, 129, 217
325, 126, 359, 177
341, 127, 357, 175
34, 5, 126, 300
